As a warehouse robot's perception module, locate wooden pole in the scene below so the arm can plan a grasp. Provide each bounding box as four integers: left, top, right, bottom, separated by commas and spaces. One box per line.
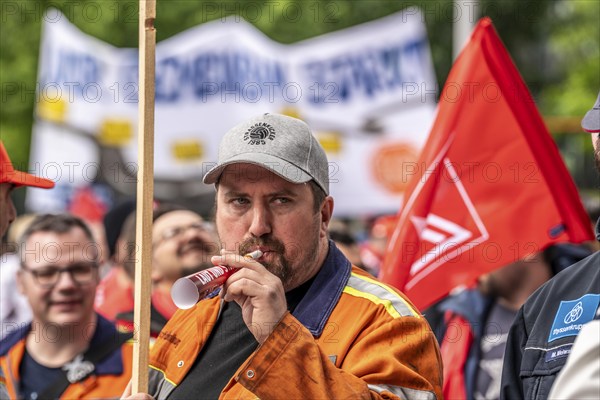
132, 0, 156, 394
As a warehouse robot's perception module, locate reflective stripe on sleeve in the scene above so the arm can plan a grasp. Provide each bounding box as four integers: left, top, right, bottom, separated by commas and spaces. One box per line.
345, 273, 419, 318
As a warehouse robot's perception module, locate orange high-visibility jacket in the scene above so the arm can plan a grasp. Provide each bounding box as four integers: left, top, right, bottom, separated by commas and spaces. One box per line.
0, 315, 133, 399
149, 243, 443, 399
0, 369, 7, 399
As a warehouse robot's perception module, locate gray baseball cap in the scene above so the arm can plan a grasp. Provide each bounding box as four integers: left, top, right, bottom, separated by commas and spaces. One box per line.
581, 92, 600, 133
203, 113, 329, 195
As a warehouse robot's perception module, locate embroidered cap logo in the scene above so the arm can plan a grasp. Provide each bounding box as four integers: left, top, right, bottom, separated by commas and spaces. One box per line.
563, 301, 584, 324
243, 122, 276, 145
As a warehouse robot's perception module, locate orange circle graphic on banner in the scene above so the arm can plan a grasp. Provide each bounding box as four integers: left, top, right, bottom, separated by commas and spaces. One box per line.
371, 143, 419, 194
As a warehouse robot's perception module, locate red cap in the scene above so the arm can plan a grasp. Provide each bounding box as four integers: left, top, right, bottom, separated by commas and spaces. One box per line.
0, 141, 55, 189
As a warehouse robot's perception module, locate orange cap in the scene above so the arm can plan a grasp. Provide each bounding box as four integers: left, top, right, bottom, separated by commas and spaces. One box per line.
0, 141, 55, 189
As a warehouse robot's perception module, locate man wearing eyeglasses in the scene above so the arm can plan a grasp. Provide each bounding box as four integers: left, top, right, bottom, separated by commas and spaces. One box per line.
114, 207, 219, 337
151, 208, 218, 295
0, 214, 133, 399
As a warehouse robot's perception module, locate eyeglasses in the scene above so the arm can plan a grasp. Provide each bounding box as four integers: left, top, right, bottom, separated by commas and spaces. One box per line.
155, 221, 215, 244
21, 262, 98, 288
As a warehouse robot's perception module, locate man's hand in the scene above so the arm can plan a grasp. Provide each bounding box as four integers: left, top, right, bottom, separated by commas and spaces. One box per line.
120, 381, 155, 400
216, 251, 287, 344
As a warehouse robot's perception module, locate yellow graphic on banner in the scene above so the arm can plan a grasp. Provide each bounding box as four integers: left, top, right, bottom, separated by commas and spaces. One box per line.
172, 140, 203, 162
37, 98, 67, 123
279, 108, 342, 155
317, 131, 343, 155
280, 107, 301, 119
99, 120, 133, 147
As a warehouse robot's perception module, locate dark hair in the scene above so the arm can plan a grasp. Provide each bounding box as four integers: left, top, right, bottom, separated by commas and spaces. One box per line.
19, 213, 98, 263
329, 230, 356, 246
308, 180, 327, 213
103, 199, 136, 258
543, 243, 593, 276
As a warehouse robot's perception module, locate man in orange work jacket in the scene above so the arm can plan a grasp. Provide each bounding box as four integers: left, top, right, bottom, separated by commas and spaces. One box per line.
124, 114, 443, 400
0, 214, 133, 399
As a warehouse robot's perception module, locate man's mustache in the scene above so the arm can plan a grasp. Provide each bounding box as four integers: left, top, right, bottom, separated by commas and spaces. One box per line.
239, 236, 286, 256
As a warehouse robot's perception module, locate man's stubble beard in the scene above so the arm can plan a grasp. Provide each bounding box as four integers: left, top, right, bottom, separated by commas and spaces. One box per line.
219, 214, 322, 290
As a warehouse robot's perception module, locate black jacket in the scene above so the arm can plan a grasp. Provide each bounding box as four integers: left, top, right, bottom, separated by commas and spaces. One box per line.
500, 221, 600, 399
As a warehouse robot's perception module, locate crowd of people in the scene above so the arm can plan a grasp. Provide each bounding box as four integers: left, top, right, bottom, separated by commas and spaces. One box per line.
0, 92, 597, 399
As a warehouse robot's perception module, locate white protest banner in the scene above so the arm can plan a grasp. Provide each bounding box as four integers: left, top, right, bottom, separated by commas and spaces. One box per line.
28, 7, 436, 216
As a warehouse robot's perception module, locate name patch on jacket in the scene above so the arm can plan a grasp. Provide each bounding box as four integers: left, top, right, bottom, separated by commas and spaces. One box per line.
544, 343, 572, 362
548, 294, 600, 342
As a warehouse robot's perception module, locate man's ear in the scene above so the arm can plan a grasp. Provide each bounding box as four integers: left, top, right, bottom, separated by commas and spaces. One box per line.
320, 196, 334, 238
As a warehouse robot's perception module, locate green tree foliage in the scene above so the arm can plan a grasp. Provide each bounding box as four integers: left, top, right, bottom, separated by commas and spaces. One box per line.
540, 0, 599, 117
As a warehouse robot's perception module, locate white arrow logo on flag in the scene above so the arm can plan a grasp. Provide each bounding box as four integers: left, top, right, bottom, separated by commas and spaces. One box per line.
404, 157, 490, 289
409, 214, 473, 275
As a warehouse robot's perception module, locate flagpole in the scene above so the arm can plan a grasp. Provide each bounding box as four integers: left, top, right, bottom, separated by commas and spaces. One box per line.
132, 0, 156, 393
453, 0, 478, 60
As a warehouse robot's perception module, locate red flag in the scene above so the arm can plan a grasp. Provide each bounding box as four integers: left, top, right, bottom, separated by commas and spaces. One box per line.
379, 18, 594, 311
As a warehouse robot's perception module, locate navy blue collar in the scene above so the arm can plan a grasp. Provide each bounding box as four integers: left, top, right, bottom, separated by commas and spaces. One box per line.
92, 314, 126, 375
291, 240, 351, 337
0, 323, 30, 356
0, 314, 124, 375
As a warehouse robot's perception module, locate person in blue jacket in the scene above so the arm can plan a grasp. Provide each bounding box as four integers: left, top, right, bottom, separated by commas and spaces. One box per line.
500, 92, 600, 399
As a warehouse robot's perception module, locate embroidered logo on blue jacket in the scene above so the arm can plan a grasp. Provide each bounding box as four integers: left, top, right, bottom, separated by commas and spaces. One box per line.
548, 294, 600, 342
